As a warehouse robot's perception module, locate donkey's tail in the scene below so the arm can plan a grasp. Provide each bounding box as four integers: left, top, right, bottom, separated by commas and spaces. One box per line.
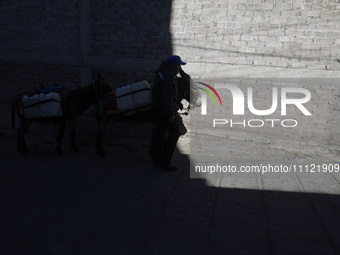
11, 103, 16, 130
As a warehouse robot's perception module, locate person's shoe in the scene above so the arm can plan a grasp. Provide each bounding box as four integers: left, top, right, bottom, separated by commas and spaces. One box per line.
159, 164, 177, 171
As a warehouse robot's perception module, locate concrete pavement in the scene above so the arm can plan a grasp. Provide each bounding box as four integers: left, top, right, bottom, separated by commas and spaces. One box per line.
1, 126, 340, 255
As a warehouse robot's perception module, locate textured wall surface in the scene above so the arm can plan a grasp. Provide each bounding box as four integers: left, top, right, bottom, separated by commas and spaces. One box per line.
1, 0, 340, 92
171, 0, 340, 77
0, 0, 173, 96
1, 0, 340, 143
190, 78, 340, 146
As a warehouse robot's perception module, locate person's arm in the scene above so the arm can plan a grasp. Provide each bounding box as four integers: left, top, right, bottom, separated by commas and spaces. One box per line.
179, 67, 190, 81
161, 73, 175, 122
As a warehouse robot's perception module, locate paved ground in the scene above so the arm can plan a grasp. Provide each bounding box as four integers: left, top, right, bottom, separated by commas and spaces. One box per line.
1, 120, 340, 255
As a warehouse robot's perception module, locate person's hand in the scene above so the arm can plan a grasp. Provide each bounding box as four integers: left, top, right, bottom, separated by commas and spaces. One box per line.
179, 66, 184, 75
179, 67, 189, 80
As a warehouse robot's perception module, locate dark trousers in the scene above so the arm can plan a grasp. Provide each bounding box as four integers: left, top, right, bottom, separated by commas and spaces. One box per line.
150, 114, 180, 166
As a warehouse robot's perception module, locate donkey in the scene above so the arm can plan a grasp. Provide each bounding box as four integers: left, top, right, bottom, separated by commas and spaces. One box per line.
11, 73, 112, 155
95, 71, 201, 157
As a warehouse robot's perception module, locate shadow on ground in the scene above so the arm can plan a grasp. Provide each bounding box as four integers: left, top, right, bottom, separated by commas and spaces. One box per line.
1, 140, 340, 255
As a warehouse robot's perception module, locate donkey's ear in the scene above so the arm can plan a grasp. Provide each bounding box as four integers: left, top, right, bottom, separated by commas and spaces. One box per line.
92, 73, 97, 80
97, 72, 103, 80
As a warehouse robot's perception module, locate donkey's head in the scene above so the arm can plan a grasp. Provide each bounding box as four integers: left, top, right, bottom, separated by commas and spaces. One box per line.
177, 75, 201, 108
92, 73, 112, 99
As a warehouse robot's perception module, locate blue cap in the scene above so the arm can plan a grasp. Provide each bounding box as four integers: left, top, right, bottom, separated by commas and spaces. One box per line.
166, 55, 186, 65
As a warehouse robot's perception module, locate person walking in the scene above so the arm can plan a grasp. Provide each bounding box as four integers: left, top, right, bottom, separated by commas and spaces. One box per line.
150, 55, 187, 171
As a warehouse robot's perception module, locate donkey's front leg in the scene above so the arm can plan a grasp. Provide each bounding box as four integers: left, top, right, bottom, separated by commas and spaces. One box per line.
69, 120, 79, 152
56, 121, 66, 155
17, 119, 32, 154
96, 117, 113, 158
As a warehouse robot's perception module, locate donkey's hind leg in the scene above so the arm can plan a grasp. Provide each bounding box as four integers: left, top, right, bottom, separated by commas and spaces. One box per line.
69, 120, 79, 152
17, 119, 32, 154
56, 121, 66, 155
96, 117, 113, 158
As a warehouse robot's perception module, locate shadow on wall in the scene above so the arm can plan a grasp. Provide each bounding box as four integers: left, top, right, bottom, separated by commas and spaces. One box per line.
90, 0, 174, 85
0, 0, 174, 99
93, 0, 173, 59
0, 0, 175, 139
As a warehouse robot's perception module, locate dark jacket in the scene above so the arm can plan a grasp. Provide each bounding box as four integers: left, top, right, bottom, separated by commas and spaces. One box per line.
152, 61, 179, 118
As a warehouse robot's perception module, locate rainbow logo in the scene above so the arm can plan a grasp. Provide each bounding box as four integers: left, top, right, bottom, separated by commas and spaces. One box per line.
197, 82, 222, 106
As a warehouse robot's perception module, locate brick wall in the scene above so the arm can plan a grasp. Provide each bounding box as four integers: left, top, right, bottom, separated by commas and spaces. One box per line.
1, 0, 340, 95
190, 78, 340, 146
0, 0, 173, 100
1, 0, 340, 144
0, 0, 173, 141
171, 0, 340, 77
0, 1, 80, 55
